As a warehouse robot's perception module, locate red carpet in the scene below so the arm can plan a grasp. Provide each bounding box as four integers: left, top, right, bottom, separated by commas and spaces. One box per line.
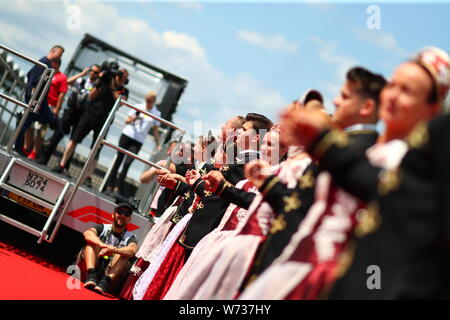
0, 242, 115, 300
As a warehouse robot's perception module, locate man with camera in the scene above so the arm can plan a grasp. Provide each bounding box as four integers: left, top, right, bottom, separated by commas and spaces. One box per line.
114, 68, 129, 101
52, 61, 127, 177
36, 64, 101, 167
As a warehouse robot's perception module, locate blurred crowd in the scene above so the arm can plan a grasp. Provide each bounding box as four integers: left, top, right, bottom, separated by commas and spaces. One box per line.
17, 43, 450, 299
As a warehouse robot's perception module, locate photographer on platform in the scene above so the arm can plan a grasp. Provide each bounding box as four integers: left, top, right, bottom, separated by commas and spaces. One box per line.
115, 68, 129, 101
36, 64, 102, 167
52, 61, 124, 176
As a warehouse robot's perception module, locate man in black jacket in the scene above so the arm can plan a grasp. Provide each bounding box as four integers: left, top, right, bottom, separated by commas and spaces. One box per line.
15, 45, 64, 156
179, 113, 273, 253
278, 47, 450, 299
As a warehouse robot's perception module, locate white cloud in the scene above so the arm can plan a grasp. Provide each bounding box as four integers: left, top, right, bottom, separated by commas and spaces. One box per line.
163, 31, 206, 59
308, 35, 357, 81
236, 30, 299, 53
0, 0, 285, 137
307, 35, 359, 114
174, 1, 204, 11
231, 73, 285, 112
305, 0, 334, 11
355, 29, 409, 57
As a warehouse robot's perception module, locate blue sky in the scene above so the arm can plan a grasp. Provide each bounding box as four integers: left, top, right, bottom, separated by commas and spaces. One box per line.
105, 1, 450, 125
1, 0, 449, 179
1, 1, 450, 132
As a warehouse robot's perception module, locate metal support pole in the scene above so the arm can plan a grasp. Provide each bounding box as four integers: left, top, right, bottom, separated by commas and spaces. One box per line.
121, 100, 186, 133
32, 68, 54, 113
0, 69, 8, 89
140, 130, 184, 214
53, 98, 123, 242
102, 140, 164, 170
5, 93, 34, 153
98, 152, 118, 193
39, 181, 71, 244
0, 88, 25, 146
0, 45, 48, 69
0, 54, 26, 87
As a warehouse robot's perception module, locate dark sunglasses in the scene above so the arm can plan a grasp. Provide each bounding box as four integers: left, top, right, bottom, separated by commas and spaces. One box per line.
115, 208, 132, 217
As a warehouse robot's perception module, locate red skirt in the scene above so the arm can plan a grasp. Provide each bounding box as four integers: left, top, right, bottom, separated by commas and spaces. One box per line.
284, 262, 334, 300
142, 242, 186, 300
119, 258, 150, 300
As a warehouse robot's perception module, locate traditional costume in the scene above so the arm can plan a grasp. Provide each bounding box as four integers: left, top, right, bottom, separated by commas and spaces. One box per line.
132, 152, 256, 300
239, 129, 386, 300
166, 152, 312, 300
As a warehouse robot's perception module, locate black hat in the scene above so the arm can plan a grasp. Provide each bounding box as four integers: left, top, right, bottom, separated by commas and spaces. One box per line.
115, 202, 134, 215
300, 89, 324, 105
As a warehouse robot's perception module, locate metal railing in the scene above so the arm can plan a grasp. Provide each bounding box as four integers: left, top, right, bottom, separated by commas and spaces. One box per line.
51, 98, 186, 241
0, 54, 27, 145
0, 43, 187, 243
0, 44, 54, 154
0, 44, 70, 244
98, 101, 186, 213
135, 128, 184, 214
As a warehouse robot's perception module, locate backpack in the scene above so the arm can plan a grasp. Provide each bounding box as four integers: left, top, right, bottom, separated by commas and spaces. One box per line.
67, 79, 89, 110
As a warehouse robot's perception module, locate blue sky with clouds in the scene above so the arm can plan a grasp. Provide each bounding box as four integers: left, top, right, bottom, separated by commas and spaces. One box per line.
1, 0, 449, 178
1, 1, 449, 133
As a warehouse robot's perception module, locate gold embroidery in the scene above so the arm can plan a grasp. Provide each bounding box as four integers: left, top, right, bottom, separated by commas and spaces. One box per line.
406, 121, 429, 149
220, 165, 229, 172
261, 176, 280, 197
313, 129, 350, 159
216, 181, 232, 197
245, 274, 258, 288
184, 192, 190, 199
354, 203, 382, 238
283, 192, 302, 212
335, 242, 356, 279
178, 233, 195, 249
199, 168, 207, 176
270, 214, 287, 234
171, 213, 183, 224
347, 130, 376, 136
193, 180, 205, 193
196, 202, 204, 210
333, 130, 350, 147
378, 167, 402, 196
204, 190, 212, 197
299, 170, 315, 189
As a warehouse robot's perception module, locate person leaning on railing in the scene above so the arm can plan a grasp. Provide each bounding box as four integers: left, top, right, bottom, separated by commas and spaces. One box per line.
105, 90, 162, 197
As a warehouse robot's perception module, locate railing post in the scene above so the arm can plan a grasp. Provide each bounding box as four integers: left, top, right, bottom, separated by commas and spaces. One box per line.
53, 98, 123, 240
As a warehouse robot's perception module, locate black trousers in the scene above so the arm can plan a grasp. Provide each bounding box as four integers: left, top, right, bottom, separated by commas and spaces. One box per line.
44, 106, 84, 166
107, 134, 142, 194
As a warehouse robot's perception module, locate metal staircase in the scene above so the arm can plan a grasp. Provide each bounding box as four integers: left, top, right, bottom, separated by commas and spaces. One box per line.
0, 44, 186, 244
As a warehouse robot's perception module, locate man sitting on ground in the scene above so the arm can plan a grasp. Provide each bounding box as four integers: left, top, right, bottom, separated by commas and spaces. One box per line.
78, 202, 138, 295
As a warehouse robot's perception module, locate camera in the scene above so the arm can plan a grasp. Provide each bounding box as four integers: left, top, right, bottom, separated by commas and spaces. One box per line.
99, 60, 120, 87
66, 76, 91, 111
